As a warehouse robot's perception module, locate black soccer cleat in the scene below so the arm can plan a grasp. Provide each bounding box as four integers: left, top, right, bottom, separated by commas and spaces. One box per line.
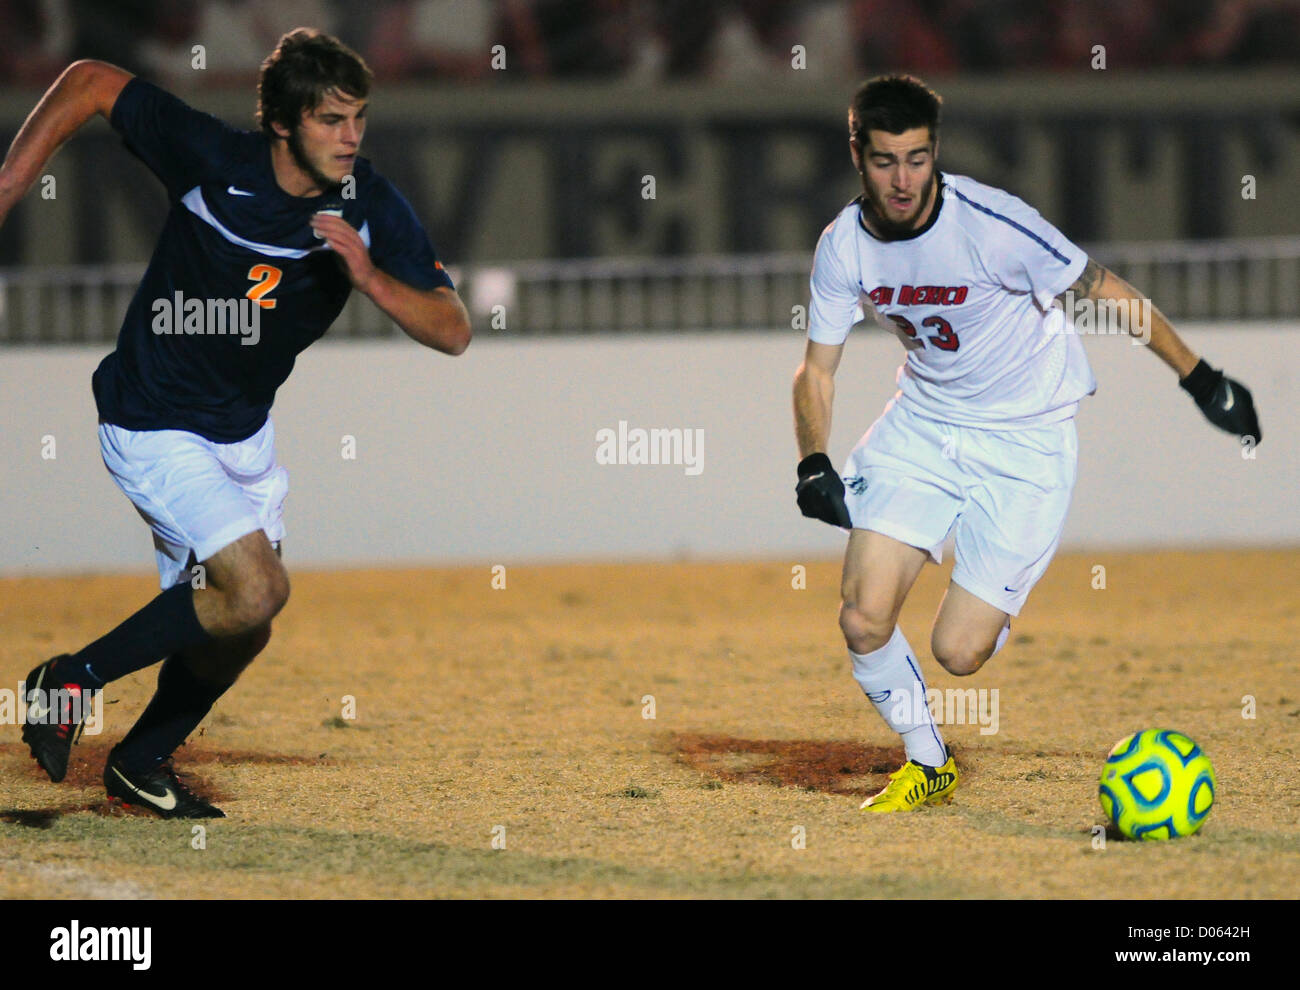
103, 751, 226, 819
21, 655, 96, 783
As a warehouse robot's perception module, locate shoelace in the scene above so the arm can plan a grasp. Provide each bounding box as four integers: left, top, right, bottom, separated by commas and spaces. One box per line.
150, 762, 205, 804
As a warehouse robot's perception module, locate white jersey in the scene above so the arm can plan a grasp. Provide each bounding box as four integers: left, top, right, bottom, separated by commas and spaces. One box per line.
808, 172, 1096, 429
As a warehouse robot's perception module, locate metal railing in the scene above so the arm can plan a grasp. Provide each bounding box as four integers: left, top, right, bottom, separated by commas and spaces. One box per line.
1, 237, 1296, 345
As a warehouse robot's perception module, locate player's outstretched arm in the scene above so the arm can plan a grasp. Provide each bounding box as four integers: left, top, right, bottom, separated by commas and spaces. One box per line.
792, 340, 852, 527
366, 279, 472, 356
1057, 258, 1197, 376
0, 60, 132, 229
1058, 257, 1261, 444
310, 212, 471, 355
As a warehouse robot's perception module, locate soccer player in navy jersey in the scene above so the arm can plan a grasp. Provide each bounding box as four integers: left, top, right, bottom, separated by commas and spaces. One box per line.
0, 30, 470, 817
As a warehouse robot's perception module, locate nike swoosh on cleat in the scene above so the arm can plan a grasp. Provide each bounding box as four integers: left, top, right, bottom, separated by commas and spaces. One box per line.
1221, 385, 1235, 411
110, 767, 178, 811
227, 185, 255, 197
25, 669, 49, 721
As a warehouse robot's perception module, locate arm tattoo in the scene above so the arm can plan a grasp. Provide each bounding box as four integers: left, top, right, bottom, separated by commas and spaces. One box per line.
1056, 257, 1104, 305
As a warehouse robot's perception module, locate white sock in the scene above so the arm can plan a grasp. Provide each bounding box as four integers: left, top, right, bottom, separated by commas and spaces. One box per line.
990, 620, 1011, 658
850, 625, 947, 767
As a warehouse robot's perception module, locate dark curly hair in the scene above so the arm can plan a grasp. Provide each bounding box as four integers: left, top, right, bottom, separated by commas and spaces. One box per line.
849, 75, 943, 148
256, 28, 372, 138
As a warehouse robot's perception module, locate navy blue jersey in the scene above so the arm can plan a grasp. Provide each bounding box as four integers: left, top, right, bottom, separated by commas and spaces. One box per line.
93, 78, 454, 443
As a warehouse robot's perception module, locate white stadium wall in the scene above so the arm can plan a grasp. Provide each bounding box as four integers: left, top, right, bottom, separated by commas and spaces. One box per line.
1, 323, 1296, 579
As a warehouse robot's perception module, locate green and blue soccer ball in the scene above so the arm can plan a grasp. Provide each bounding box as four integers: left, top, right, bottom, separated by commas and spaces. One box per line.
1098, 729, 1216, 840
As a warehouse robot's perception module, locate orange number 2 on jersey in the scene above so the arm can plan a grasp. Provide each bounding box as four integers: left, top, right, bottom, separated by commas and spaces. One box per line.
246, 264, 282, 310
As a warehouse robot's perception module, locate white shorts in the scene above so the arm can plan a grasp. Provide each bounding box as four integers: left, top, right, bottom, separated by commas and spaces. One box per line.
841, 399, 1078, 616
99, 419, 289, 589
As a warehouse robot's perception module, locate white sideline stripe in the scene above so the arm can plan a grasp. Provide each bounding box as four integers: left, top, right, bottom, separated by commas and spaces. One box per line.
181, 187, 371, 259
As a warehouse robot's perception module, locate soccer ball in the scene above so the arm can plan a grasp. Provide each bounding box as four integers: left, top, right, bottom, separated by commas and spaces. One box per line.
1098, 729, 1216, 840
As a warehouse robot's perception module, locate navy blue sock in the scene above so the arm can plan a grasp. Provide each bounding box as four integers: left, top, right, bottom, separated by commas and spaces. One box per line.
112, 655, 231, 773
61, 584, 213, 689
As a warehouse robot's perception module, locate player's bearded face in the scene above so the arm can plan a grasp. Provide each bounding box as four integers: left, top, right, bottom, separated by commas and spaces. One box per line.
857, 127, 937, 236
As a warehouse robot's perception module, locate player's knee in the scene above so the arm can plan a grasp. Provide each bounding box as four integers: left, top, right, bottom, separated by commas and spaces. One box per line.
839, 599, 896, 654
254, 569, 290, 626
227, 564, 289, 632
932, 635, 991, 677
266, 565, 290, 615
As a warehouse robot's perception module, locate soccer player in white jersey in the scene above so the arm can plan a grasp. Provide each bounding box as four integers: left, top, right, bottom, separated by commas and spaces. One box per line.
792, 76, 1261, 813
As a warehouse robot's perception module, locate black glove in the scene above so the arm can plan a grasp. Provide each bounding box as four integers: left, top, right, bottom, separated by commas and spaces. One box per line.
796, 452, 852, 528
1179, 359, 1261, 445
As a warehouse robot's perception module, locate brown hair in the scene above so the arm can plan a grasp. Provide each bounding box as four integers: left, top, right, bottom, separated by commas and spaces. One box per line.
256, 29, 372, 137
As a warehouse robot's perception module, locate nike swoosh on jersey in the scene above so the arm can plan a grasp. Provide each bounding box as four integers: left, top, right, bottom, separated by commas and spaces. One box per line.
227, 185, 255, 196
1222, 385, 1235, 411
111, 766, 179, 811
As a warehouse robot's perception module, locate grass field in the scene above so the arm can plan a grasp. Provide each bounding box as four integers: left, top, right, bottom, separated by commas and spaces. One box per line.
2, 549, 1297, 899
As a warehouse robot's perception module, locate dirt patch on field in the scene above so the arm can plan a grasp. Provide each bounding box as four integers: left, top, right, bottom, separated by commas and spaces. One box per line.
666, 732, 920, 797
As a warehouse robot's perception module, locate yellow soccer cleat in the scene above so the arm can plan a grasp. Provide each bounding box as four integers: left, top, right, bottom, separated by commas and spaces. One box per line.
860, 750, 958, 813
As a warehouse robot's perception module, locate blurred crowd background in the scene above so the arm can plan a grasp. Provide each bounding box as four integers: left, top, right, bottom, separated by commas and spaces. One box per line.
1, 0, 1298, 87
1, 0, 1296, 272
